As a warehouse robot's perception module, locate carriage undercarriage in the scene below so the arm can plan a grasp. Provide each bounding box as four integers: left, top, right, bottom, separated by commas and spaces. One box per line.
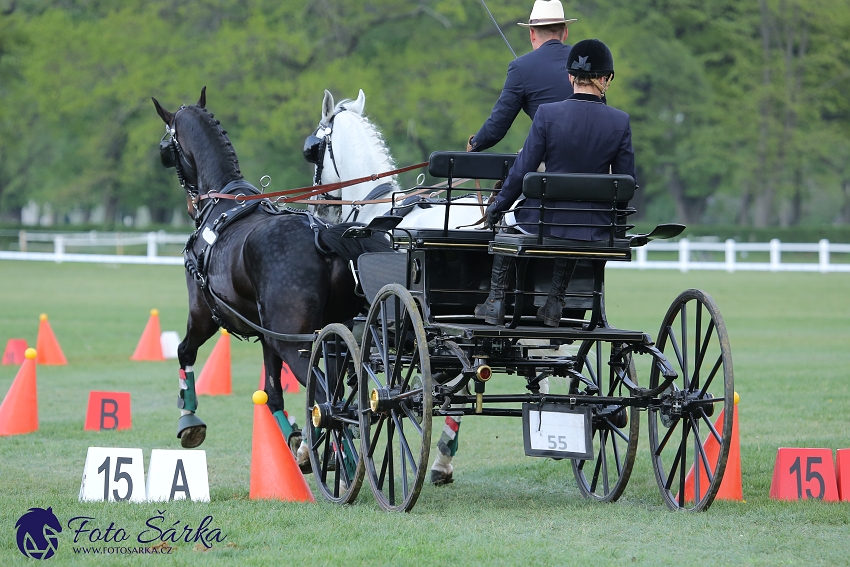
304, 152, 734, 513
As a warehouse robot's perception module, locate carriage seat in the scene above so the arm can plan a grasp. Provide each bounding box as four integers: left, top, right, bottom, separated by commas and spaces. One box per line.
492, 173, 636, 261
428, 151, 517, 182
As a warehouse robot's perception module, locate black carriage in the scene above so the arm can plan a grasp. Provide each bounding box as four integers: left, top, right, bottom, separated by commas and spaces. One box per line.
304, 151, 734, 513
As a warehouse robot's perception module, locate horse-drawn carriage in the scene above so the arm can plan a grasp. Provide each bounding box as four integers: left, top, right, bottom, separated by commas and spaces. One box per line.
303, 150, 734, 513
152, 89, 732, 514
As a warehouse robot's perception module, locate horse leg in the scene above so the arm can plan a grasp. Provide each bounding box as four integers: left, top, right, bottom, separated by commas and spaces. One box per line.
430, 377, 469, 485
259, 341, 303, 449
176, 296, 219, 448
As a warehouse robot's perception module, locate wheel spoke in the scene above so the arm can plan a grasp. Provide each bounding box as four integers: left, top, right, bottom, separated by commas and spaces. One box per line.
677, 419, 688, 506
604, 416, 630, 444
698, 354, 724, 399
390, 313, 411, 387
392, 411, 417, 495
600, 429, 610, 495
666, 325, 686, 383
699, 408, 724, 444
654, 414, 680, 456
399, 402, 424, 437
365, 363, 383, 389
312, 366, 329, 400
691, 320, 715, 393
690, 415, 714, 486
681, 303, 689, 389
367, 414, 386, 459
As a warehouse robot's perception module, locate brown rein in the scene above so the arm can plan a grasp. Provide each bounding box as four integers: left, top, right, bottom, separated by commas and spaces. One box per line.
198, 161, 429, 204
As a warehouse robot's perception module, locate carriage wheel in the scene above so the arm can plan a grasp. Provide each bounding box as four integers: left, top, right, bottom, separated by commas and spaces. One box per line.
306, 323, 365, 504
571, 340, 640, 502
648, 289, 734, 512
359, 284, 433, 512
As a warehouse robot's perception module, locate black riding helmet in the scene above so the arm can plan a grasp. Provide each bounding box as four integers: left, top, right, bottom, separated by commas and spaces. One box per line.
567, 39, 614, 79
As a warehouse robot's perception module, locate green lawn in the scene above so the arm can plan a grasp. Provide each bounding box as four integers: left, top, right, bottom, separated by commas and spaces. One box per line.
1, 261, 848, 566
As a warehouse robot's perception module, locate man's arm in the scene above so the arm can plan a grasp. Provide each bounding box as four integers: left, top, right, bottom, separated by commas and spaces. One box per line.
491, 108, 548, 212
469, 61, 525, 152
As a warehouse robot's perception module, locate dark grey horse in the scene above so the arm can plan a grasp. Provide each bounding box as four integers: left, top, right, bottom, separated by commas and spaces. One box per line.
152, 88, 386, 451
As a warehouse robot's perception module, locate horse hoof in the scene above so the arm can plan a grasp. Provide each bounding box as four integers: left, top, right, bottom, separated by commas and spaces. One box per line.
430, 468, 454, 486
177, 414, 207, 448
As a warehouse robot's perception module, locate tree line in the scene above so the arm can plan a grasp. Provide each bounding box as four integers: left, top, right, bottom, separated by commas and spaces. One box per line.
1, 0, 848, 228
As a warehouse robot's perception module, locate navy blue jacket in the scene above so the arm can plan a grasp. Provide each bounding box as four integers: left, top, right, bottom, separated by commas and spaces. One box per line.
470, 40, 573, 152
492, 93, 636, 241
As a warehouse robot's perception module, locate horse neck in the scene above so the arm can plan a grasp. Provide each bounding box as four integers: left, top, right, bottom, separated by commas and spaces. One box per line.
328, 114, 398, 217
179, 110, 242, 196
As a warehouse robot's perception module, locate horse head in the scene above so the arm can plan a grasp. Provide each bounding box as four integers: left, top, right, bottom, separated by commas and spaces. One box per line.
152, 87, 242, 219
304, 89, 398, 223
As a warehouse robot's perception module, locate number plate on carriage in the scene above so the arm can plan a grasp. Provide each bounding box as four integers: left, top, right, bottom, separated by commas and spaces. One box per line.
522, 403, 592, 460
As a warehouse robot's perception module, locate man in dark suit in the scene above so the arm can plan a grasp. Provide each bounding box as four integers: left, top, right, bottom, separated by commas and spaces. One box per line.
467, 0, 576, 152
475, 39, 636, 326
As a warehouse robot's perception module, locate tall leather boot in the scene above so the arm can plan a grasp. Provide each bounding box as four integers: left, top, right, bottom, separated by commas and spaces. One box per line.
474, 254, 514, 325
537, 259, 576, 327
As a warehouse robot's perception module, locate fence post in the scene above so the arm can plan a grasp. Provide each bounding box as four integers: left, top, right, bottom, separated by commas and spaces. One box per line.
18, 230, 27, 253
819, 239, 830, 273
636, 246, 647, 269
770, 238, 780, 272
679, 238, 689, 273
147, 232, 158, 260
725, 239, 735, 273
54, 235, 64, 264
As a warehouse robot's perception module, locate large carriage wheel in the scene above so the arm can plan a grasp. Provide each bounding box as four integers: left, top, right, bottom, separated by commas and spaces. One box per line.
306, 323, 365, 504
571, 340, 640, 502
359, 284, 433, 512
648, 289, 734, 512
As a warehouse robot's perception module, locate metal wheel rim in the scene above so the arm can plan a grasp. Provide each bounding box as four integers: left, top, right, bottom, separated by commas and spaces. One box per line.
359, 284, 433, 512
647, 289, 734, 512
571, 339, 640, 502
306, 323, 365, 504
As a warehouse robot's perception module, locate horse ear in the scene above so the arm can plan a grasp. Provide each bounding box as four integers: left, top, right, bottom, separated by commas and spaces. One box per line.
349, 89, 366, 115
322, 89, 334, 123
197, 86, 207, 109
152, 97, 174, 125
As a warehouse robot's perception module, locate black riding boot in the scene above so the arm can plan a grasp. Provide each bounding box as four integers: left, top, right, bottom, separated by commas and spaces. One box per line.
474, 254, 514, 325
537, 259, 576, 327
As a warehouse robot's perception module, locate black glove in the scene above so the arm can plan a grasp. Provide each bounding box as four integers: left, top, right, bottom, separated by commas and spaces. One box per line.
485, 201, 502, 229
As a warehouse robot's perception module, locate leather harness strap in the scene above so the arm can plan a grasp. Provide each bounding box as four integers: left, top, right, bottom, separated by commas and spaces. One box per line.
199, 160, 429, 204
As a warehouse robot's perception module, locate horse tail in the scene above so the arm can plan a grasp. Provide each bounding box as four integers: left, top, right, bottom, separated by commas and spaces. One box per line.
316, 222, 392, 262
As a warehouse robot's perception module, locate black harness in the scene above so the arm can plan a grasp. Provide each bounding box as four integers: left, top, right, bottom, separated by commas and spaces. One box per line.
303, 106, 347, 186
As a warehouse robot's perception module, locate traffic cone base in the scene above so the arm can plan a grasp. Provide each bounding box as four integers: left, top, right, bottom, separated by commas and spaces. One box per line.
250, 403, 314, 502
36, 315, 67, 365
196, 331, 231, 396
682, 404, 743, 502
0, 348, 38, 436
131, 309, 165, 361
259, 362, 301, 393
2, 339, 28, 365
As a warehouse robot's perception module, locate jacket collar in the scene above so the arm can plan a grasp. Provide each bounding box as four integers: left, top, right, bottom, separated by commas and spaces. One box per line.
568, 92, 603, 102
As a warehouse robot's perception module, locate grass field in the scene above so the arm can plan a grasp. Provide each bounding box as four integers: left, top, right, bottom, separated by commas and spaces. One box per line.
1, 260, 849, 566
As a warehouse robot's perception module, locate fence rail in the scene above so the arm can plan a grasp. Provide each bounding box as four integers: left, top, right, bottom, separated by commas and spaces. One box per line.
1, 230, 849, 272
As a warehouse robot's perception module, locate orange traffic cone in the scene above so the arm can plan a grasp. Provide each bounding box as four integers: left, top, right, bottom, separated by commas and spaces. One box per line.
0, 348, 38, 435
36, 314, 67, 365
259, 363, 301, 393
2, 339, 28, 365
683, 392, 743, 502
130, 309, 165, 361
249, 391, 314, 502
196, 330, 231, 396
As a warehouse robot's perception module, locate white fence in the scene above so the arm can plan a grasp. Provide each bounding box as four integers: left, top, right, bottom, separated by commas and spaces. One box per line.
0, 231, 849, 272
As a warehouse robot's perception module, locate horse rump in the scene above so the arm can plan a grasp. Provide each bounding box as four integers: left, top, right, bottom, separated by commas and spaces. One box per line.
316, 222, 391, 262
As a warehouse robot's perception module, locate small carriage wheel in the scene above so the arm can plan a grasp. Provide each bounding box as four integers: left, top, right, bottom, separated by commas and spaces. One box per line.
648, 289, 734, 512
571, 340, 640, 502
359, 284, 433, 512
306, 323, 365, 504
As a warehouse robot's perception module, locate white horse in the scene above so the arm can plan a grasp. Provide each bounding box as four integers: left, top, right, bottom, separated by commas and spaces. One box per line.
304, 89, 488, 229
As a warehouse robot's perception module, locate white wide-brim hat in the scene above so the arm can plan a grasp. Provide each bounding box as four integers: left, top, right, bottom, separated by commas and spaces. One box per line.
518, 0, 577, 27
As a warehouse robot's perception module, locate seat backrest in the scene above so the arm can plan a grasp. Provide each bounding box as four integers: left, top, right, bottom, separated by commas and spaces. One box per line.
522, 173, 636, 202
429, 151, 517, 181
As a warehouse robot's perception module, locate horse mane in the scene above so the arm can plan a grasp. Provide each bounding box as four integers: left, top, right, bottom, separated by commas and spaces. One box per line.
178, 104, 243, 181
335, 98, 397, 175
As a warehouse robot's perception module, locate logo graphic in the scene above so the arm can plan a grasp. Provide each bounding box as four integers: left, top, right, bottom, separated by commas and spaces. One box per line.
15, 507, 62, 560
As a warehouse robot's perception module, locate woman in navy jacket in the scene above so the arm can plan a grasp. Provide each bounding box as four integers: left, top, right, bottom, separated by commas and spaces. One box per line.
475, 39, 636, 326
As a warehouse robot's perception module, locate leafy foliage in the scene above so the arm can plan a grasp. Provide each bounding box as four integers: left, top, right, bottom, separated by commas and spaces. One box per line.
1, 0, 849, 227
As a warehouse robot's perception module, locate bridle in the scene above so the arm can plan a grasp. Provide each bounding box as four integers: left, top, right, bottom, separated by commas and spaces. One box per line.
159, 106, 200, 211
303, 106, 347, 187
